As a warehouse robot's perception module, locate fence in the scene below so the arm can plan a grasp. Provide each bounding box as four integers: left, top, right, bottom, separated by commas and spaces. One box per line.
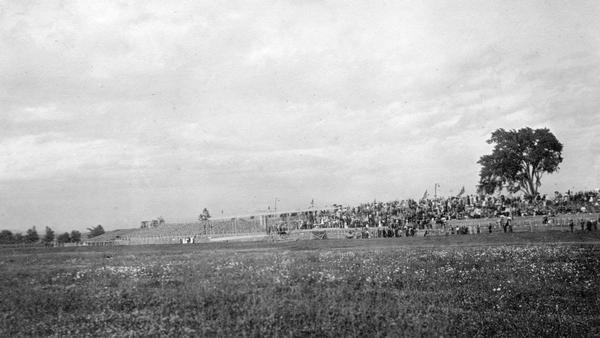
113, 232, 270, 245
446, 213, 599, 232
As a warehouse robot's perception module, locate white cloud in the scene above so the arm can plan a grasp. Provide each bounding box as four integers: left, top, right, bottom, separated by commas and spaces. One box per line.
0, 134, 151, 180
7, 105, 72, 123
0, 0, 599, 230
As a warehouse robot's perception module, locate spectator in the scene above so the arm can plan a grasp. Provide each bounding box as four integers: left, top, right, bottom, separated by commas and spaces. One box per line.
569, 219, 574, 232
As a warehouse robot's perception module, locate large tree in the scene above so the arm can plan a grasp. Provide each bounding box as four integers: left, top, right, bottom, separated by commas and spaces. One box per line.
43, 226, 55, 244
87, 225, 105, 238
199, 208, 211, 221
25, 226, 39, 243
70, 230, 82, 243
477, 127, 563, 198
57, 232, 71, 244
0, 230, 14, 244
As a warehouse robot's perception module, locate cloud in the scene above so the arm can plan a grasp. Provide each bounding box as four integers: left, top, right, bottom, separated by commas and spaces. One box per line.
0, 133, 152, 181
6, 105, 74, 123
0, 0, 599, 230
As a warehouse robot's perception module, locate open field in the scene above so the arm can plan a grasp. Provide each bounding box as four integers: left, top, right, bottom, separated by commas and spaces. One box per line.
1, 232, 600, 336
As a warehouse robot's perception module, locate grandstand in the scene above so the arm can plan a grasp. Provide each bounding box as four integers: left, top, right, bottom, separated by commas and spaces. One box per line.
84, 211, 599, 245
84, 208, 332, 245
83, 191, 600, 246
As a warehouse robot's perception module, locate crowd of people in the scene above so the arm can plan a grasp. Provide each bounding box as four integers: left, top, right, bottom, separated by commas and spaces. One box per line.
277, 189, 600, 233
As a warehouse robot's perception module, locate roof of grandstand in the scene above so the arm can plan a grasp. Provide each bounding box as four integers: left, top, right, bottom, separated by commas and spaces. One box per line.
164, 206, 337, 223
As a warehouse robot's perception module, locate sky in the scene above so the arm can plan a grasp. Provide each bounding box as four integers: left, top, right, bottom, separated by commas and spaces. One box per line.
1, 0, 599, 233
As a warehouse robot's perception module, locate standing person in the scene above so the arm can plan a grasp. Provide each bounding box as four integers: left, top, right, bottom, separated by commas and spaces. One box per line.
362, 227, 369, 239
488, 224, 493, 233
569, 219, 574, 232
507, 217, 513, 233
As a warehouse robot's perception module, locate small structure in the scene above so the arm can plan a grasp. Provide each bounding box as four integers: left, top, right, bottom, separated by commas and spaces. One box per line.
140, 217, 165, 229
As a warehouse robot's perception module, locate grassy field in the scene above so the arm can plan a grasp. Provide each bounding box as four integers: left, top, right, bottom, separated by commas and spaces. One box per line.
1, 232, 600, 336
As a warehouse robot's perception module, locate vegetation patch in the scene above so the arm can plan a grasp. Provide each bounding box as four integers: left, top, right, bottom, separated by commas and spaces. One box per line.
1, 233, 599, 336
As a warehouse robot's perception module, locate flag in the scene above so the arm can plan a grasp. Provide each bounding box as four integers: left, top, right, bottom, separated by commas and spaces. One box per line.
457, 186, 465, 197
421, 190, 429, 201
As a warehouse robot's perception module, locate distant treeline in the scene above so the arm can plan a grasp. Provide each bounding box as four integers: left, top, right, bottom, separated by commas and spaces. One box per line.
0, 224, 105, 245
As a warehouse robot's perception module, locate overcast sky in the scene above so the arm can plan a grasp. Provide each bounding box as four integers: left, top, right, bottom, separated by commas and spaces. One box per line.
1, 0, 599, 232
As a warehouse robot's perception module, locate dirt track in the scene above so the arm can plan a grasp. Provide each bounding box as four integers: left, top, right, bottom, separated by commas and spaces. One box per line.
3, 231, 600, 257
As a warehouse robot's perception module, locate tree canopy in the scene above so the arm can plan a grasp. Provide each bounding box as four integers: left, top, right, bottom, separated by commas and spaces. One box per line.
25, 226, 39, 243
0, 230, 14, 244
57, 232, 71, 243
87, 225, 105, 238
70, 230, 82, 243
477, 127, 563, 198
199, 208, 211, 221
43, 226, 55, 243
